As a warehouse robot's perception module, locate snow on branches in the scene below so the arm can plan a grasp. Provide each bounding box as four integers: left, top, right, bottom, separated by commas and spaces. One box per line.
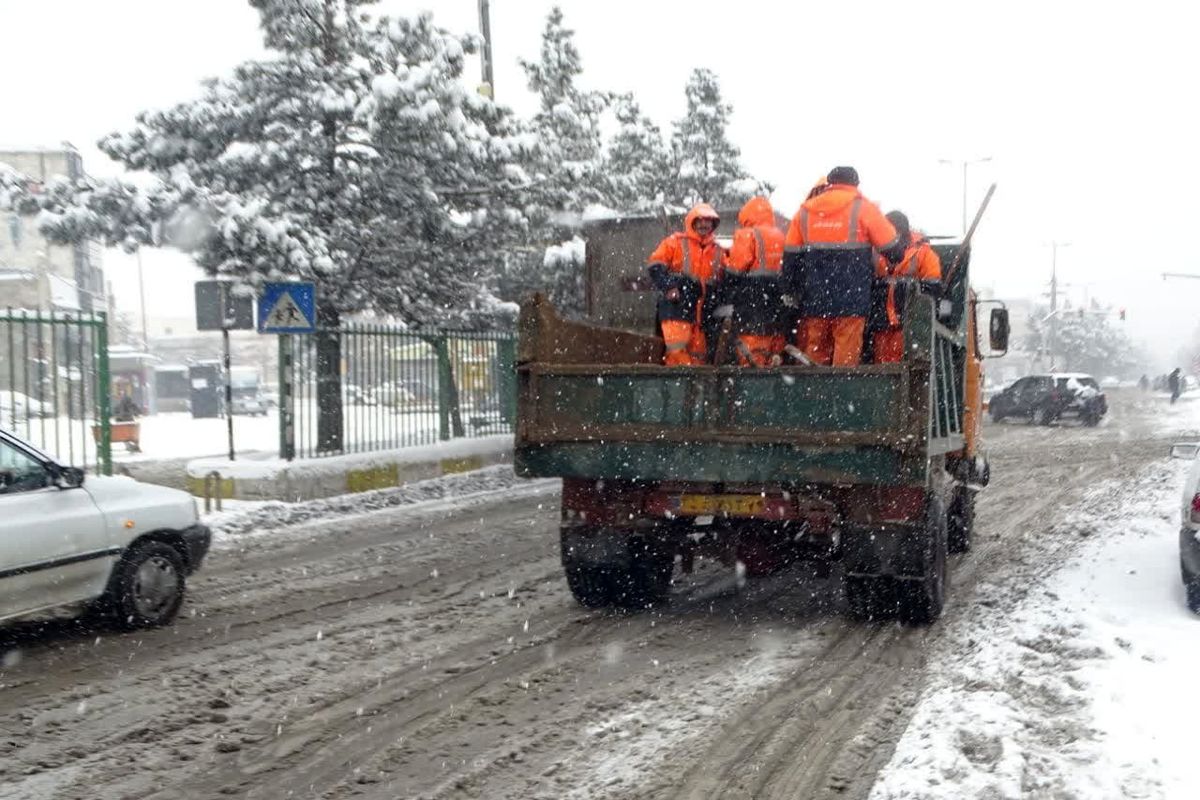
0, 164, 39, 215
669, 68, 766, 209
42, 0, 534, 328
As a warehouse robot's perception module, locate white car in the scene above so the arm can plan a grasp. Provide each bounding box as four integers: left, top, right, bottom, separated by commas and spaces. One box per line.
1171, 441, 1200, 612
0, 428, 210, 628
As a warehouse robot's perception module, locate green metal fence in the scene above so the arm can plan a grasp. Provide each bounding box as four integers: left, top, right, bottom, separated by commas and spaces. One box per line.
279, 324, 516, 459
1, 308, 111, 474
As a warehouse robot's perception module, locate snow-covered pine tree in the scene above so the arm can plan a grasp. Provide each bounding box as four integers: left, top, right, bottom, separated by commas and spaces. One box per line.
38, 0, 533, 329
1025, 305, 1140, 375
0, 163, 39, 215
669, 68, 764, 209
500, 5, 610, 316
604, 94, 670, 213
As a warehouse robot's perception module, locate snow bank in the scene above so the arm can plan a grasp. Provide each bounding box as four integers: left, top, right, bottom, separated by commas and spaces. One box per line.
203, 464, 554, 542
186, 434, 513, 502
870, 461, 1195, 800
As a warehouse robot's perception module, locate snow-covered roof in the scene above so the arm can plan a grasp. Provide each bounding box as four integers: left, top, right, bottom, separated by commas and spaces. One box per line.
0, 143, 79, 154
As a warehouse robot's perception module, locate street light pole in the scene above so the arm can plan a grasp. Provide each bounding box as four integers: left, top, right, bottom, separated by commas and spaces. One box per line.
940, 156, 993, 234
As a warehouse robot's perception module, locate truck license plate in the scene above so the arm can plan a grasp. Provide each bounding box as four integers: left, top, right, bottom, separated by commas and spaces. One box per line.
678, 494, 765, 516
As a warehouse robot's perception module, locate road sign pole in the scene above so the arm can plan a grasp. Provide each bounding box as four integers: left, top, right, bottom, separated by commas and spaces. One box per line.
278, 334, 295, 461
223, 327, 235, 461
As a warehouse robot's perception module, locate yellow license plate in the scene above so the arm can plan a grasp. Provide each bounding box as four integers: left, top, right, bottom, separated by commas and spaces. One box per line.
678, 494, 765, 516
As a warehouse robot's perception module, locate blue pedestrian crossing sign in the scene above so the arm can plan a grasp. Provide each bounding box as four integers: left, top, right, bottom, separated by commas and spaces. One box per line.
258, 282, 316, 333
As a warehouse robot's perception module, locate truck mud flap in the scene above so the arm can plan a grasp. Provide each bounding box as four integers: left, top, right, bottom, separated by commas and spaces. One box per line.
841, 523, 927, 578
561, 527, 633, 568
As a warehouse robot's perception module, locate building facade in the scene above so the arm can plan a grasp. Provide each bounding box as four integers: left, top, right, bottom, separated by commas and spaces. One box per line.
0, 145, 105, 312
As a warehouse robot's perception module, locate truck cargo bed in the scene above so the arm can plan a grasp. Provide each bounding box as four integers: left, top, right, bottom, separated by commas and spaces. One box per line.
515, 297, 966, 487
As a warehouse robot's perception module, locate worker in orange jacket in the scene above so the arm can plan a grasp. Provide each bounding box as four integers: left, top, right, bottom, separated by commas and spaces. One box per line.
646, 204, 725, 366
725, 196, 786, 366
872, 211, 942, 363
784, 167, 905, 366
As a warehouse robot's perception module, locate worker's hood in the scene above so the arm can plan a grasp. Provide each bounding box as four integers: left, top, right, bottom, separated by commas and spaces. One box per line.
737, 196, 775, 228
804, 183, 861, 216
684, 203, 720, 243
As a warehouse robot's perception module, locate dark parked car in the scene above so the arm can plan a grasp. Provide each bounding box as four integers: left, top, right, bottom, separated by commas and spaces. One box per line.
988, 373, 1107, 426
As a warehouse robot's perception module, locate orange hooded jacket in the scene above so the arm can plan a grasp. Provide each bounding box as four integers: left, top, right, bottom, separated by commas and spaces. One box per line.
784, 185, 899, 250
728, 197, 784, 275
876, 230, 942, 326
647, 203, 725, 285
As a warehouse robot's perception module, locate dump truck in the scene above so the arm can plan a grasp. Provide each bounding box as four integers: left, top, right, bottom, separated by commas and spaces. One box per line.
515, 211, 1009, 624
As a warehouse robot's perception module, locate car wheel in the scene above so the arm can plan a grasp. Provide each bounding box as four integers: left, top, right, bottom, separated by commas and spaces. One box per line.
1032, 406, 1054, 426
989, 405, 1005, 422
105, 541, 187, 630
1181, 556, 1200, 614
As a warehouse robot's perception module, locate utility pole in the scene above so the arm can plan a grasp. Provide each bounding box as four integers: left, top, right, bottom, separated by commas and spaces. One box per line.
477, 0, 495, 98
136, 248, 149, 350
939, 156, 992, 234
1046, 241, 1071, 368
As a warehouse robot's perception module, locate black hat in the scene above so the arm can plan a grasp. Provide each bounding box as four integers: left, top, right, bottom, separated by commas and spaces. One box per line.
885, 210, 910, 241
827, 166, 859, 186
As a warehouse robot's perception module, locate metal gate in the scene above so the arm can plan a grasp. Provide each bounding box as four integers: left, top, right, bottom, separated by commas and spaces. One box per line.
0, 309, 111, 474
278, 325, 515, 459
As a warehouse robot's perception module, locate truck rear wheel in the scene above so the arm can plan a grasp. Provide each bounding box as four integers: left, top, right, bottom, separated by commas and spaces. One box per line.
897, 496, 948, 625
948, 487, 975, 554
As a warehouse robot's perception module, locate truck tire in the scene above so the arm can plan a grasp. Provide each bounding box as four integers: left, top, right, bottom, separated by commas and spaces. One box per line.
564, 562, 616, 608
948, 487, 975, 554
898, 496, 948, 625
105, 540, 187, 630
845, 575, 895, 621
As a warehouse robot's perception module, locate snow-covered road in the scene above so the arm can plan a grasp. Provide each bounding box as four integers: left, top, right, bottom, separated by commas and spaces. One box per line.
0, 390, 1197, 799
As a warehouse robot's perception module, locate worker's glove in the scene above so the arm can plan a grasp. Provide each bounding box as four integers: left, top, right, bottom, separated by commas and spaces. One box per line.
712, 304, 734, 319
780, 293, 799, 308
665, 287, 681, 302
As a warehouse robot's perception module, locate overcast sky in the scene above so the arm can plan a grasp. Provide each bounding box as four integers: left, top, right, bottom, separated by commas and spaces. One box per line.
4, 0, 1199, 367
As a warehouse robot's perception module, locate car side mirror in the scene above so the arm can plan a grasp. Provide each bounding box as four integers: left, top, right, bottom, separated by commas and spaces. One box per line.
1171, 443, 1200, 460
56, 465, 86, 489
989, 308, 1010, 354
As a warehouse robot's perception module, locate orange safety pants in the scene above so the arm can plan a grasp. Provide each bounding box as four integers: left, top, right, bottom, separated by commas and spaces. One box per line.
735, 334, 784, 367
661, 319, 707, 366
800, 317, 865, 366
872, 328, 905, 363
